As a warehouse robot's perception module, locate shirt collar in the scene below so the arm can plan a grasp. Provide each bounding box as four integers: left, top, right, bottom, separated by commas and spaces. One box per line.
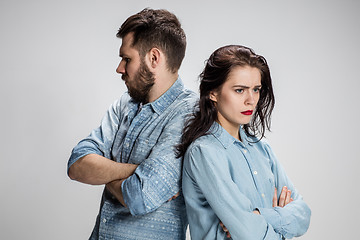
210, 122, 254, 148
239, 127, 255, 146
149, 77, 184, 115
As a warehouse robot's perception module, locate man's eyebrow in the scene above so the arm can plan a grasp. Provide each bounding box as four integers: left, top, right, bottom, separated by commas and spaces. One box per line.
119, 50, 123, 57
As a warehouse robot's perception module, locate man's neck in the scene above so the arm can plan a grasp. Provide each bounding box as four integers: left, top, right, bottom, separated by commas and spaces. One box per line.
148, 72, 178, 103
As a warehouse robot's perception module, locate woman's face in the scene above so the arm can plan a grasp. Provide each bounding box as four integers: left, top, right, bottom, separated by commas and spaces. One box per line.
210, 65, 262, 137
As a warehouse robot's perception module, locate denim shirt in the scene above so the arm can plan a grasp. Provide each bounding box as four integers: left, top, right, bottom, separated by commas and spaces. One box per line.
182, 123, 311, 240
68, 78, 197, 240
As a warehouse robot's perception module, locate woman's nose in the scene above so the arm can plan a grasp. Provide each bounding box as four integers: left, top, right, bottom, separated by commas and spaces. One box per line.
246, 92, 255, 105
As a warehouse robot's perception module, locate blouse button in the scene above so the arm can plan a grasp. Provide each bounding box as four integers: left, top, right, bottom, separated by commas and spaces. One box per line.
253, 171, 258, 175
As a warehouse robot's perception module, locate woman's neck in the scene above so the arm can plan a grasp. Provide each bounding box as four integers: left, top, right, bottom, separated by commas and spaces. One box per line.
216, 120, 241, 141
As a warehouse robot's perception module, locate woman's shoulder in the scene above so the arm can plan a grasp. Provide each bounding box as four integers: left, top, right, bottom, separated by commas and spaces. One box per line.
191, 133, 222, 148
185, 133, 226, 160
183, 134, 228, 173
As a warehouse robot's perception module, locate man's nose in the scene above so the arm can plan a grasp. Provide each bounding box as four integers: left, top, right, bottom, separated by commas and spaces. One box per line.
116, 61, 125, 74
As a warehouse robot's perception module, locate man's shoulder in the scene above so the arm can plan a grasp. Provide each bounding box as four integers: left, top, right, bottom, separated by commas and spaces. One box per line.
172, 88, 198, 110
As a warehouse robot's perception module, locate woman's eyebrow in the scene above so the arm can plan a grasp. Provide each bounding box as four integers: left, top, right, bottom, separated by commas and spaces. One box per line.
233, 85, 249, 88
232, 84, 262, 88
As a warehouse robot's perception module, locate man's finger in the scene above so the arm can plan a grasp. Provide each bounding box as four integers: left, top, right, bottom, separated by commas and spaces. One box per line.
168, 192, 180, 201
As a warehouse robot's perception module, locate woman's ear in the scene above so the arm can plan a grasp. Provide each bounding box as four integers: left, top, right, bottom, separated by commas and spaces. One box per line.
209, 91, 218, 102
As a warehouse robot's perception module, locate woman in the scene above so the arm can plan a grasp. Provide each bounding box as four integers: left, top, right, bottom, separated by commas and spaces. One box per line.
177, 45, 311, 239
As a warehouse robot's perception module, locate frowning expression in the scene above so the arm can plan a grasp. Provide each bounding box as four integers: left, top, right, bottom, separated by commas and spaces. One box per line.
210, 65, 262, 136
116, 33, 155, 103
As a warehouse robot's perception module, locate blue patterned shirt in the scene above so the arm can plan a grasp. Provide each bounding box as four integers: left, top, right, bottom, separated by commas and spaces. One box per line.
182, 123, 311, 240
68, 78, 197, 239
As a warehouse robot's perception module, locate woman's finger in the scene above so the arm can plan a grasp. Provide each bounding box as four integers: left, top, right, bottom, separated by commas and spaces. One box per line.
220, 221, 231, 238
278, 186, 287, 207
272, 187, 278, 207
284, 189, 292, 206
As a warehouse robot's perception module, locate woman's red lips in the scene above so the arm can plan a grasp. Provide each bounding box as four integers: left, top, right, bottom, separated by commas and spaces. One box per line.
241, 110, 253, 115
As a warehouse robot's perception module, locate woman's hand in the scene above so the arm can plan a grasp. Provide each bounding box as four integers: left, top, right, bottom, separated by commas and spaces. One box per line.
220, 221, 231, 239
219, 187, 293, 239
273, 186, 293, 207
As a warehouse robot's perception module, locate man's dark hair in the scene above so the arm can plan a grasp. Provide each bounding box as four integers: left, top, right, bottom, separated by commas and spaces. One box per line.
117, 8, 186, 73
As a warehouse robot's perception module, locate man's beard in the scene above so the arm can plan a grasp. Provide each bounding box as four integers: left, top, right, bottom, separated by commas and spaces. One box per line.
125, 61, 155, 104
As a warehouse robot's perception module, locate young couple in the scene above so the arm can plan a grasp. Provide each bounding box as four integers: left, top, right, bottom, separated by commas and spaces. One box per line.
68, 8, 311, 240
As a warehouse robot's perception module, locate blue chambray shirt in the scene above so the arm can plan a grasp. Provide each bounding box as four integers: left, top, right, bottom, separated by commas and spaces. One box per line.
182, 123, 311, 240
68, 78, 197, 240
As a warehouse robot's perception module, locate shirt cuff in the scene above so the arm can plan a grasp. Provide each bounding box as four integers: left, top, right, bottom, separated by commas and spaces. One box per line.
257, 207, 282, 233
121, 174, 147, 216
258, 207, 294, 238
67, 146, 103, 172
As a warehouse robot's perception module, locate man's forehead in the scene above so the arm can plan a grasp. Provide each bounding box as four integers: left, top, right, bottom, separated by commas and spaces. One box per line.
121, 32, 135, 46
119, 33, 138, 55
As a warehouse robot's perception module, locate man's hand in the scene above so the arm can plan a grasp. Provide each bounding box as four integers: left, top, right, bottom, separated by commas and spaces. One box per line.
106, 179, 126, 206
168, 192, 180, 201
273, 186, 293, 208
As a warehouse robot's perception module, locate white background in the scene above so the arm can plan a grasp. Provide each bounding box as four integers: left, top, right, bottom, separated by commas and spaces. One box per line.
1, 0, 359, 239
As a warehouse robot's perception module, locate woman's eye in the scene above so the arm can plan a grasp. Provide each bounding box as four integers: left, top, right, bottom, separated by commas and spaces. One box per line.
254, 88, 261, 93
235, 89, 244, 93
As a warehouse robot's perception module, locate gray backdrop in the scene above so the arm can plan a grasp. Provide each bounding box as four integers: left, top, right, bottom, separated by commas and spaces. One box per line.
1, 0, 359, 239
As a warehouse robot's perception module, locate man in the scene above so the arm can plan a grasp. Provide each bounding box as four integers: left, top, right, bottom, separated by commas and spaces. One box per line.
68, 8, 197, 239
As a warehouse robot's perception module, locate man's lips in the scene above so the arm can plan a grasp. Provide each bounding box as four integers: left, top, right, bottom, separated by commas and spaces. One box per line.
241, 110, 253, 115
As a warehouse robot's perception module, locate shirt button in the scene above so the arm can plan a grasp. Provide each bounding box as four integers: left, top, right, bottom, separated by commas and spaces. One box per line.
261, 193, 265, 198
253, 171, 258, 175
103, 218, 107, 223
243, 149, 247, 153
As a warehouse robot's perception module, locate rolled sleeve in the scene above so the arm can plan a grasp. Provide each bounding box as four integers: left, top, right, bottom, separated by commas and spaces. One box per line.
67, 97, 124, 172
122, 173, 146, 215
68, 140, 105, 170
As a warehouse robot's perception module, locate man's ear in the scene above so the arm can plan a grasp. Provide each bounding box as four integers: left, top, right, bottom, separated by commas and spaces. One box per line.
147, 47, 161, 68
209, 91, 218, 102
